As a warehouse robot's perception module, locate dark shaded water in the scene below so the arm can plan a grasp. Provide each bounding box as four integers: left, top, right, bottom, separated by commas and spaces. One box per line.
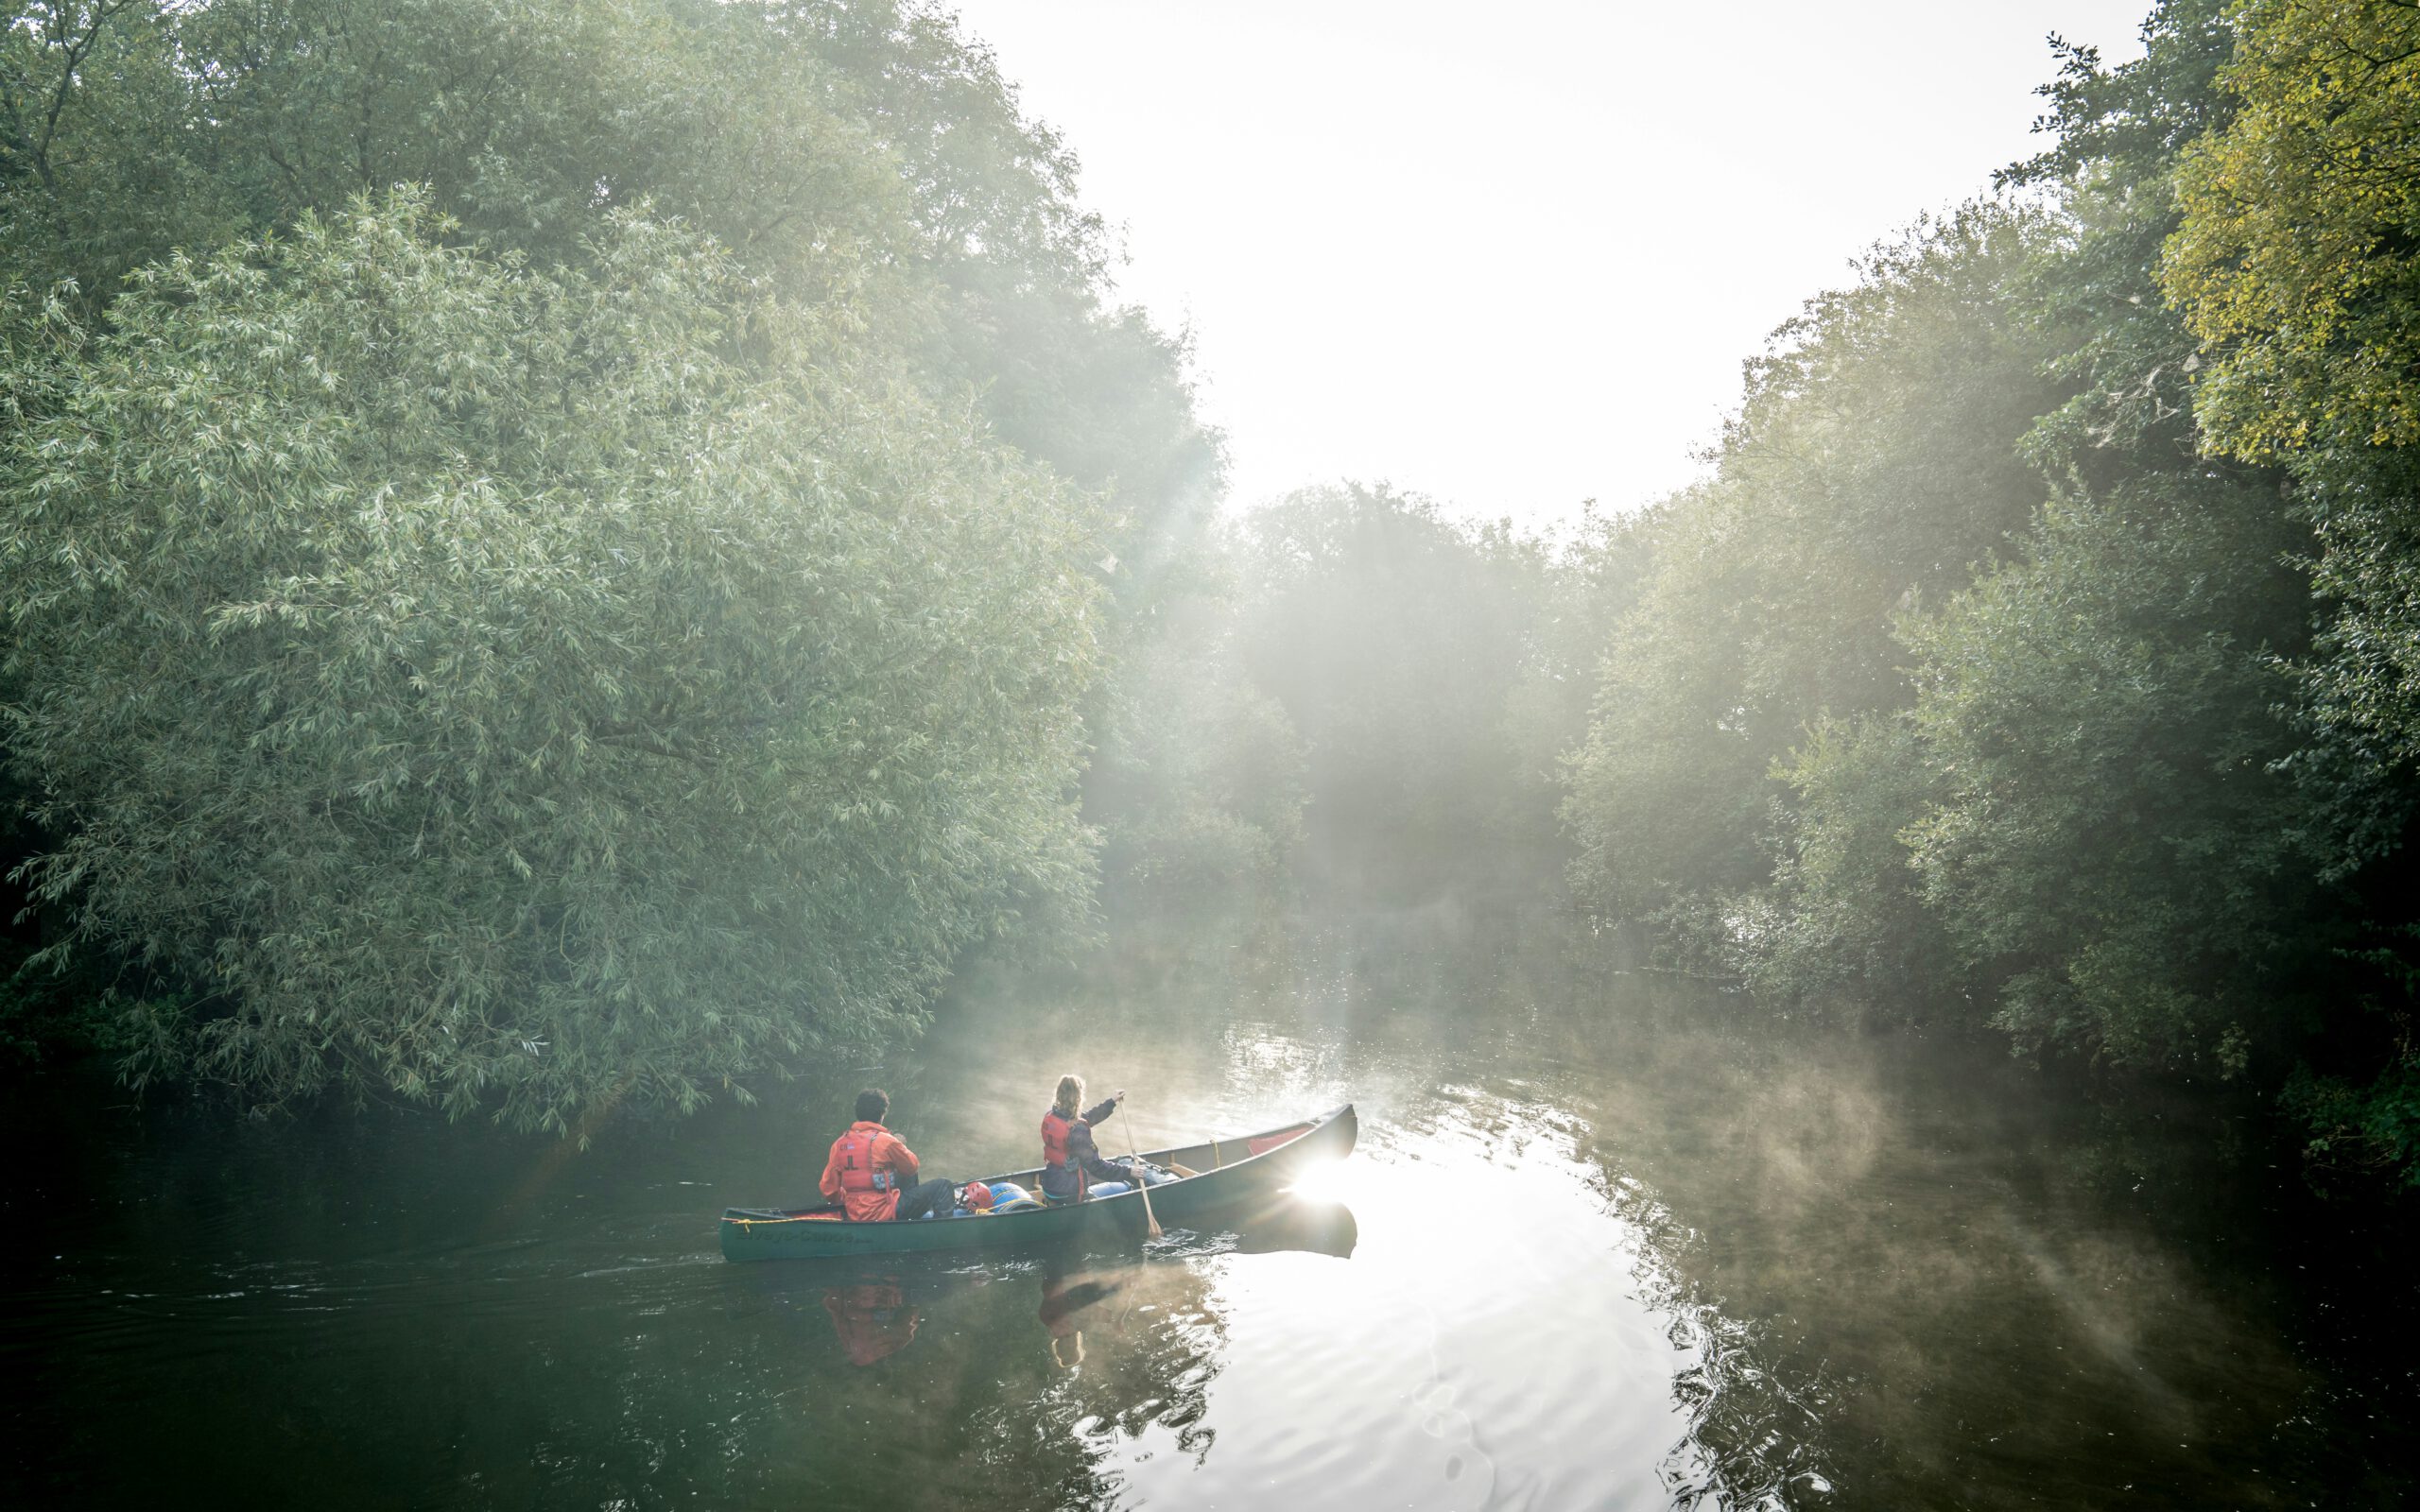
5, 895, 2414, 1509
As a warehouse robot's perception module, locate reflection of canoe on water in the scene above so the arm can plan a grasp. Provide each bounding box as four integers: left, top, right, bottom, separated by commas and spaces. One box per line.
719, 1104, 1357, 1261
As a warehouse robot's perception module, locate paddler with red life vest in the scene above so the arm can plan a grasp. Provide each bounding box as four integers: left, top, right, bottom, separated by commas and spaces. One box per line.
821, 1089, 957, 1221
1039, 1074, 1171, 1203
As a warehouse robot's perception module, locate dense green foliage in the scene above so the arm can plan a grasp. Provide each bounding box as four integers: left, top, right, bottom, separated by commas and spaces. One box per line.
3, 198, 1105, 1129
0, 0, 1216, 1125
1565, 209, 2068, 930
1893, 483, 2325, 1071
1564, 0, 2420, 1184
2164, 0, 2420, 782
0, 0, 1216, 530
2159, 0, 2420, 1172
2167, 0, 2420, 458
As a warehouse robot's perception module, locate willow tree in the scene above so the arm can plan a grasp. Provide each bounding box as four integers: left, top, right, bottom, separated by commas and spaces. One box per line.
1, 0, 1226, 1115
0, 0, 1219, 583
0, 198, 1104, 1129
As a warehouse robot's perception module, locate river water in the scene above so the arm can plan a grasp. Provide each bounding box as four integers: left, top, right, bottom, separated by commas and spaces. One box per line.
4, 892, 2412, 1509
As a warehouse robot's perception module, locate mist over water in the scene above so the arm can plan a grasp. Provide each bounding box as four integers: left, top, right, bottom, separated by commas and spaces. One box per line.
6, 885, 2407, 1509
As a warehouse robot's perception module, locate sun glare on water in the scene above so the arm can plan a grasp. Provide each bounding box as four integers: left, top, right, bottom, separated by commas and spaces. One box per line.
1286, 1157, 1358, 1205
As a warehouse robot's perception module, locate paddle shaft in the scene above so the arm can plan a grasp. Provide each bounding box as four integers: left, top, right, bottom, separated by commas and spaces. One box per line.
1121, 1110, 1163, 1239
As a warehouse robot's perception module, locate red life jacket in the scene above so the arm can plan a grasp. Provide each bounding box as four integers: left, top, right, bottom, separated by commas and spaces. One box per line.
1041, 1108, 1089, 1199
830, 1125, 901, 1220
832, 1127, 899, 1194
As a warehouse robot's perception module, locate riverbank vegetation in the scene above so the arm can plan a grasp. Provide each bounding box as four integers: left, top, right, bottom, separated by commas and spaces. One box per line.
1, 0, 1219, 1129
1565, 0, 2420, 1185
8, 0, 2420, 1185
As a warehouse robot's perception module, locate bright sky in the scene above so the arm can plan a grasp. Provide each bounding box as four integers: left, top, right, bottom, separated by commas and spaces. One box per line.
959, 1, 2155, 527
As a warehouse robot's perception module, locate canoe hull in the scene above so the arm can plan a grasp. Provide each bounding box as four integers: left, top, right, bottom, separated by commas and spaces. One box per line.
719, 1103, 1357, 1262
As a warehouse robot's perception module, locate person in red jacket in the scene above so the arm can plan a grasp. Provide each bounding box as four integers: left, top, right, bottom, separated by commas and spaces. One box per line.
1040, 1074, 1175, 1202
821, 1089, 955, 1221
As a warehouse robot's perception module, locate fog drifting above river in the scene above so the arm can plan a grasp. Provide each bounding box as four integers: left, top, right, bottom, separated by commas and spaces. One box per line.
3, 891, 2386, 1508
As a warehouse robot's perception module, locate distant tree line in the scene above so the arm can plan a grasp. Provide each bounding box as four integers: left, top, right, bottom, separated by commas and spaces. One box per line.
1088, 482, 1633, 898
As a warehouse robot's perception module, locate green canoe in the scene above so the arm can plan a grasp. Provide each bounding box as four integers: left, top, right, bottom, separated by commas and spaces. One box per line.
718, 1103, 1357, 1262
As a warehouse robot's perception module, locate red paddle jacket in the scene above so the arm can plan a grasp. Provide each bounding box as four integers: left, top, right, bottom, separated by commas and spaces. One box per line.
820, 1120, 920, 1222
1039, 1098, 1128, 1201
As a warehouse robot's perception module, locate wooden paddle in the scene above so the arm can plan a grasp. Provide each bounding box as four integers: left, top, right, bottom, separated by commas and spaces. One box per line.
1121, 1108, 1164, 1241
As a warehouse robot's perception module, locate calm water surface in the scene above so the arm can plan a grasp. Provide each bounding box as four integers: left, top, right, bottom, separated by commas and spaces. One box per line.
5, 895, 2412, 1509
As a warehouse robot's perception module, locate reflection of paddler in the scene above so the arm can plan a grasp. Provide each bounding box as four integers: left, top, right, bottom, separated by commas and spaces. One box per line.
1039, 1257, 1123, 1370
821, 1280, 920, 1366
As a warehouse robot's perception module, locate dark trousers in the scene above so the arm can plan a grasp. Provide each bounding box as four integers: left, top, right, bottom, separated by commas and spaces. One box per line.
890, 1177, 956, 1221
